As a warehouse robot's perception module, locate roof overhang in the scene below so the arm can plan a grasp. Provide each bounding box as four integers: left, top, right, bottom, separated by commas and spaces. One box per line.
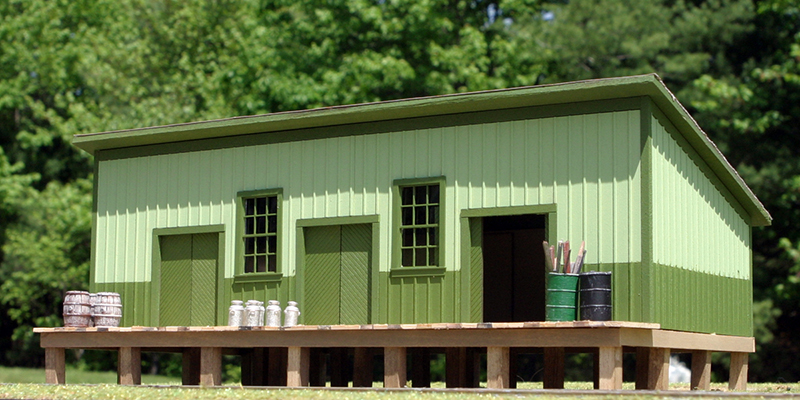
73, 74, 771, 226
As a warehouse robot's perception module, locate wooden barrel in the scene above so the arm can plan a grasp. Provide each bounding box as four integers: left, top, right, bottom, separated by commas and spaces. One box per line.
63, 291, 92, 327
92, 292, 122, 327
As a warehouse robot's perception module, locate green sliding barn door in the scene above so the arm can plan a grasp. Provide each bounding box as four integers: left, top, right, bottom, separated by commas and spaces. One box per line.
304, 224, 372, 325
159, 233, 219, 326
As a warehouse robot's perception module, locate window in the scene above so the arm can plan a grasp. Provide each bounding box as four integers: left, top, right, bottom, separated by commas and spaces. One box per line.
395, 178, 444, 268
237, 189, 282, 276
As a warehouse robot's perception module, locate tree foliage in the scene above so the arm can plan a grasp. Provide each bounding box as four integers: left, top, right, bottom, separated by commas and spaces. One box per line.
0, 0, 799, 381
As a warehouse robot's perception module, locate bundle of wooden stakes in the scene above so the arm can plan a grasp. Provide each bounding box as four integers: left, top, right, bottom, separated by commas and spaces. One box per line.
543, 240, 586, 274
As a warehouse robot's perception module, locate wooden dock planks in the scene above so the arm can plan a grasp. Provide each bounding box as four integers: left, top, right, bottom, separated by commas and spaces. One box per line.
34, 321, 754, 391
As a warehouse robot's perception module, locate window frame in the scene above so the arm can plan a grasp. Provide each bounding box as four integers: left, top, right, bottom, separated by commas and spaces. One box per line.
391, 177, 446, 277
234, 188, 283, 283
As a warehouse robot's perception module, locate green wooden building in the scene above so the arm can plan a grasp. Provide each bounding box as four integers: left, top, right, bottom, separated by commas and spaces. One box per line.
74, 74, 770, 337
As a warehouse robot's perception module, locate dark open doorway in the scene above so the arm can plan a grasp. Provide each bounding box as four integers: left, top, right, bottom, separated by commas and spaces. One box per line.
482, 214, 547, 322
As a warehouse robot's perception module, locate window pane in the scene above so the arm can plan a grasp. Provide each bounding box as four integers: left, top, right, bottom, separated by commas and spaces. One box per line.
402, 207, 413, 225
429, 185, 439, 204
402, 229, 413, 247
415, 186, 427, 205
256, 197, 267, 215
256, 255, 267, 273
245, 217, 254, 235
245, 198, 255, 216
415, 206, 426, 225
244, 256, 254, 273
402, 249, 413, 266
429, 248, 438, 266
256, 216, 266, 234
428, 228, 437, 245
402, 187, 414, 205
415, 228, 427, 246
242, 194, 280, 274
428, 205, 439, 224
415, 248, 427, 266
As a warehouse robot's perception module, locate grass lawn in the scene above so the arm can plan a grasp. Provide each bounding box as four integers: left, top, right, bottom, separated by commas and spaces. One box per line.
0, 383, 799, 400
1, 367, 798, 399
0, 365, 180, 385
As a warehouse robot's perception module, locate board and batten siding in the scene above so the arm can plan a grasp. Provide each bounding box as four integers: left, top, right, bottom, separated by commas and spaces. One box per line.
649, 113, 753, 336
95, 109, 643, 282
94, 108, 642, 322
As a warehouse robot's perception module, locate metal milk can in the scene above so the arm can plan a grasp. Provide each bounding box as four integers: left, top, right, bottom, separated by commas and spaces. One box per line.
228, 300, 244, 326
258, 301, 266, 326
266, 300, 281, 327
284, 301, 300, 327
244, 300, 261, 326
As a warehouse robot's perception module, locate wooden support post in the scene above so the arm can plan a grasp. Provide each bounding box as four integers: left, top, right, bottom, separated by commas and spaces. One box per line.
330, 348, 348, 387
411, 348, 431, 388
287, 347, 310, 387
597, 346, 623, 390
117, 347, 141, 385
182, 348, 200, 385
690, 350, 711, 390
384, 347, 407, 388
592, 349, 600, 390
267, 347, 288, 386
308, 348, 326, 387
650, 348, 670, 390
199, 347, 222, 386
635, 347, 668, 390
256, 348, 269, 386
241, 348, 268, 386
353, 348, 373, 387
487, 346, 510, 389
241, 349, 254, 386
445, 348, 464, 388
470, 348, 481, 388
508, 348, 518, 389
445, 348, 478, 388
543, 347, 565, 389
45, 348, 66, 384
729, 352, 749, 391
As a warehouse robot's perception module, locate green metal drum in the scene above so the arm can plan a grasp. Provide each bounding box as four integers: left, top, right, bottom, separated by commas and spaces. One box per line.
546, 273, 579, 321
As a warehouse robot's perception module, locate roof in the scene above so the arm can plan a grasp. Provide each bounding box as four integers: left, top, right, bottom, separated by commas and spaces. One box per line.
73, 74, 771, 226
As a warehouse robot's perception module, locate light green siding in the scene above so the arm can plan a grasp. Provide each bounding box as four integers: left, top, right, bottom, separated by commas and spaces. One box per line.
93, 105, 644, 325
84, 76, 762, 334
94, 108, 642, 283
651, 114, 751, 279
648, 112, 753, 336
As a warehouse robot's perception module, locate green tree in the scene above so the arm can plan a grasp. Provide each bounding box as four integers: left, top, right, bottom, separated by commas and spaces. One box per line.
0, 178, 92, 366
685, 0, 800, 380
1, 0, 799, 382
518, 0, 755, 90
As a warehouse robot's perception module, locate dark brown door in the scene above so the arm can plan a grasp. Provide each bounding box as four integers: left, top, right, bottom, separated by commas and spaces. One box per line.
482, 214, 547, 322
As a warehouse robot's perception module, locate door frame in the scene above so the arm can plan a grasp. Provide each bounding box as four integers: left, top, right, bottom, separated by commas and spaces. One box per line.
296, 215, 380, 325
151, 224, 226, 327
459, 205, 557, 322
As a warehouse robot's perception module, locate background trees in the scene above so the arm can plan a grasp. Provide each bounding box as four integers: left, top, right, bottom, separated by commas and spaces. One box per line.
1, 0, 798, 381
